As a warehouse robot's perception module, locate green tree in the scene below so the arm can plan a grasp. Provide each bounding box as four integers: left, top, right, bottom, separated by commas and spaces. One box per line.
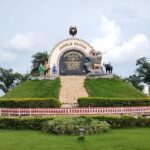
31, 52, 48, 75
136, 57, 150, 95
125, 74, 144, 91
0, 67, 21, 93
16, 73, 31, 82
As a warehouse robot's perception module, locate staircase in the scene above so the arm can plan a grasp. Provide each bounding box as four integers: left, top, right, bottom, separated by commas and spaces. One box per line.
59, 76, 88, 108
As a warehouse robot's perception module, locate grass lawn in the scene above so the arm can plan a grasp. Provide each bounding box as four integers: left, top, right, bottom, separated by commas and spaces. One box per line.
85, 78, 146, 98
2, 78, 60, 98
0, 128, 150, 150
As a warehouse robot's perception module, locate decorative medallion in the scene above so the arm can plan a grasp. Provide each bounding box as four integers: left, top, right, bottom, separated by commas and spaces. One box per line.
69, 26, 77, 37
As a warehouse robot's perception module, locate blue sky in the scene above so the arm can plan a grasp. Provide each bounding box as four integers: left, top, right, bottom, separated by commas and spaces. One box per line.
0, 0, 150, 95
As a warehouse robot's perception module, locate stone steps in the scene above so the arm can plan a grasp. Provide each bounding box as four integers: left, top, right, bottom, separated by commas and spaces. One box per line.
59, 76, 88, 108
61, 103, 79, 108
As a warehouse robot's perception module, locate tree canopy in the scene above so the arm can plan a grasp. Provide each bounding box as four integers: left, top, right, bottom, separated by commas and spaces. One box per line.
0, 67, 20, 93
0, 67, 30, 93
126, 57, 150, 95
31, 52, 48, 75
136, 57, 150, 95
136, 57, 150, 84
125, 74, 144, 91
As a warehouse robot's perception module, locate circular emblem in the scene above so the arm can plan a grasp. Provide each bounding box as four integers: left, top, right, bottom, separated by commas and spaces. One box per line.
69, 26, 77, 37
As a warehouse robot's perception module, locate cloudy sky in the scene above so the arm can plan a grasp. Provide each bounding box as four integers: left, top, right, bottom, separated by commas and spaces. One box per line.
0, 0, 150, 95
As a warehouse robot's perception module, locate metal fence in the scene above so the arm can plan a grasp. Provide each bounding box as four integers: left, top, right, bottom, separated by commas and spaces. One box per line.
0, 106, 150, 117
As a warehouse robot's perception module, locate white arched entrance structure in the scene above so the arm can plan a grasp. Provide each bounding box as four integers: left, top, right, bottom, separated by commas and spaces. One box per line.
48, 38, 95, 75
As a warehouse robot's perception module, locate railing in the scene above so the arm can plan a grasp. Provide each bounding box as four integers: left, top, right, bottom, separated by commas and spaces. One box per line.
0, 106, 150, 117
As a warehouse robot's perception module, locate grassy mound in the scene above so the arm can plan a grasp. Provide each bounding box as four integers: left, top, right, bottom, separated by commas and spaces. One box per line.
85, 78, 146, 98
0, 128, 150, 150
2, 78, 60, 98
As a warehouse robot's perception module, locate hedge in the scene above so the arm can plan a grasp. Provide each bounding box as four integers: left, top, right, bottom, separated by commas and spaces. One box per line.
0, 98, 61, 108
0, 117, 54, 130
90, 115, 150, 128
0, 116, 150, 131
78, 97, 150, 107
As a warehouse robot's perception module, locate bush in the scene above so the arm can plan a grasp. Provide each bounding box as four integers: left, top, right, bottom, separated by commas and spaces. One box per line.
0, 116, 150, 133
0, 98, 61, 108
42, 117, 110, 135
42, 117, 75, 134
0, 117, 54, 130
78, 97, 150, 107
90, 116, 150, 128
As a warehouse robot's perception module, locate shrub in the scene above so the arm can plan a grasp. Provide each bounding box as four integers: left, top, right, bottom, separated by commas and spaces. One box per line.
78, 97, 150, 107
42, 117, 76, 134
90, 115, 150, 128
0, 98, 61, 108
42, 117, 110, 135
0, 117, 54, 130
0, 116, 150, 133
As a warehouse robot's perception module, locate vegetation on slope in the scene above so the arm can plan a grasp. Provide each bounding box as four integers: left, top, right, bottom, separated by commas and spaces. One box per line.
84, 78, 146, 98
2, 78, 60, 98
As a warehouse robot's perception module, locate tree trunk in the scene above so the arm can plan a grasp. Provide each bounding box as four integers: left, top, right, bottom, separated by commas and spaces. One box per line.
148, 85, 150, 96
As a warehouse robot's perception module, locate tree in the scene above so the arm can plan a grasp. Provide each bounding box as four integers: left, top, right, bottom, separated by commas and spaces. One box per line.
16, 73, 31, 83
0, 67, 21, 93
125, 74, 144, 91
136, 57, 150, 95
31, 52, 48, 75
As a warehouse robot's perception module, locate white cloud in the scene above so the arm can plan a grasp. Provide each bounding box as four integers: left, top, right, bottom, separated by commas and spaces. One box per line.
107, 34, 149, 63
0, 32, 51, 74
92, 16, 121, 51
5, 32, 49, 52
8, 33, 34, 51
91, 16, 150, 64
0, 48, 16, 62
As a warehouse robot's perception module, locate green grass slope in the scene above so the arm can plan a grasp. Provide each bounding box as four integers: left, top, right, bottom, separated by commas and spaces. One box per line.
85, 78, 146, 98
0, 128, 150, 150
2, 78, 60, 98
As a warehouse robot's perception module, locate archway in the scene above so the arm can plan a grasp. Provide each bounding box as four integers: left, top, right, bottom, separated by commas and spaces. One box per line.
48, 38, 96, 75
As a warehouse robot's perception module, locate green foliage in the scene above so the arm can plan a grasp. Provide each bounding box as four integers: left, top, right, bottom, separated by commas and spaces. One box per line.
92, 115, 150, 128
0, 117, 53, 130
31, 51, 48, 75
124, 74, 144, 91
42, 117, 76, 135
0, 116, 150, 132
136, 57, 150, 94
42, 117, 110, 135
0, 98, 61, 108
3, 78, 60, 98
0, 67, 22, 93
84, 78, 146, 98
16, 73, 31, 82
78, 97, 150, 107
